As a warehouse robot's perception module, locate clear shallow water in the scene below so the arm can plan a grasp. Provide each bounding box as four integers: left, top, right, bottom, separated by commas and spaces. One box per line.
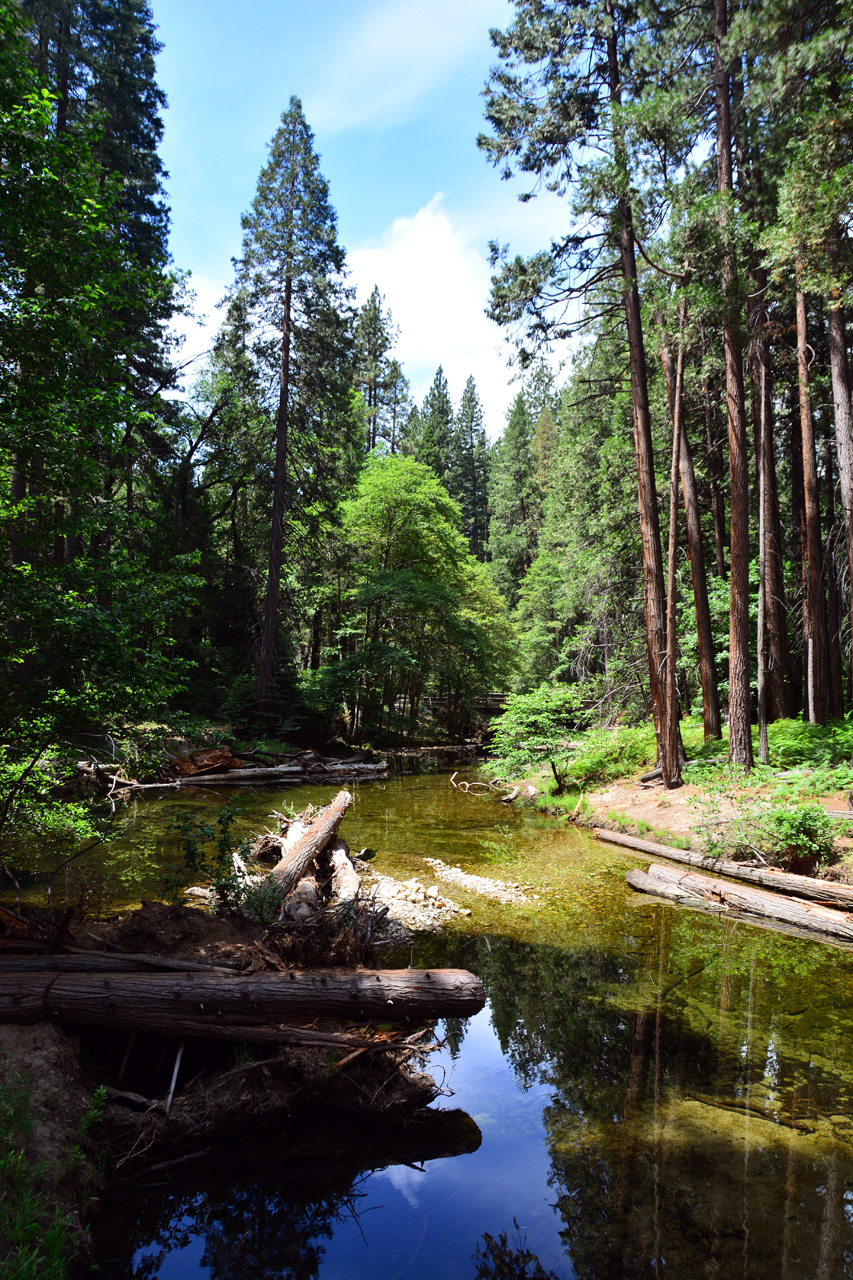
43, 773, 853, 1277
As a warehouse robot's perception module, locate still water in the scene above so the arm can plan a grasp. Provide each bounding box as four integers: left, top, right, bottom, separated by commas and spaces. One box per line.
55, 773, 853, 1277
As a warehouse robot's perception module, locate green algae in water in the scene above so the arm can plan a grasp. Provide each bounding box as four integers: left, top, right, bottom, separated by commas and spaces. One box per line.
32, 771, 853, 1276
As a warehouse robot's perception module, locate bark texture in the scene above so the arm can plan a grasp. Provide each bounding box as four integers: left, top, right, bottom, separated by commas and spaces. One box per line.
0, 967, 487, 1032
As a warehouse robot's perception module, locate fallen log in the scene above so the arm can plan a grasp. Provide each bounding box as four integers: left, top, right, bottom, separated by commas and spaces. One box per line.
0, 966, 486, 1033
630, 862, 853, 943
595, 827, 853, 909
322, 838, 360, 902
272, 791, 353, 898
0, 952, 238, 975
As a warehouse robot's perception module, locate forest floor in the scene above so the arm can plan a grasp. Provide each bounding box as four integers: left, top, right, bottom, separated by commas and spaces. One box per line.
583, 776, 853, 848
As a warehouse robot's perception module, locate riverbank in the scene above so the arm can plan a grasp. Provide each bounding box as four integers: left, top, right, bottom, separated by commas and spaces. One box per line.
491, 715, 853, 871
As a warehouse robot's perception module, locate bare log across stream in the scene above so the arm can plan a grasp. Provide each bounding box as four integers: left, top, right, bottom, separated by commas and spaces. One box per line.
596, 827, 853, 909
0, 966, 486, 1036
626, 862, 853, 943
271, 790, 353, 898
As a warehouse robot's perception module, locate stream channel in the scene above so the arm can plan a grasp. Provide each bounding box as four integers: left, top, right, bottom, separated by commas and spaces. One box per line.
21, 769, 853, 1277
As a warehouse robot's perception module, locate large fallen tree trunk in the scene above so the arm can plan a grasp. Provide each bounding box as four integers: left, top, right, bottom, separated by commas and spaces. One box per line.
272, 791, 353, 898
596, 827, 853, 909
627, 862, 853, 943
0, 966, 486, 1034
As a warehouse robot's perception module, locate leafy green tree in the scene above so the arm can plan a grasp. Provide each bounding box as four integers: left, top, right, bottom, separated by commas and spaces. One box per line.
321, 455, 515, 739
354, 284, 395, 450
480, 0, 685, 782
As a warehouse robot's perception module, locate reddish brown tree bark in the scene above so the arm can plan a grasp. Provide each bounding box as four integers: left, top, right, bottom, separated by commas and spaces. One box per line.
796, 275, 829, 723
661, 344, 722, 740
714, 0, 753, 769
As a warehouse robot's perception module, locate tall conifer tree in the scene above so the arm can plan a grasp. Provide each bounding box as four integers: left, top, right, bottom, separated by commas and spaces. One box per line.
449, 375, 490, 558
233, 96, 352, 710
487, 393, 541, 608
417, 366, 454, 482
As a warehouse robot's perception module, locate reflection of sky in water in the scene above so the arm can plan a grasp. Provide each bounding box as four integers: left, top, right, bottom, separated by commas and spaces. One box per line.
317, 1008, 569, 1280
132, 1210, 208, 1278
116, 1007, 570, 1280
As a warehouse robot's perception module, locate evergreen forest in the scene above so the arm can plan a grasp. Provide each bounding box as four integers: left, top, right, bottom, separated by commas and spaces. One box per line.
4, 0, 853, 834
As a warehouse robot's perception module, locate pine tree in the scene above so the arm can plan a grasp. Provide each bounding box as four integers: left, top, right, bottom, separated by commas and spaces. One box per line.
355, 285, 395, 450
448, 375, 490, 558
380, 358, 411, 454
398, 403, 422, 457
233, 96, 353, 710
417, 366, 454, 482
487, 393, 541, 608
531, 405, 557, 496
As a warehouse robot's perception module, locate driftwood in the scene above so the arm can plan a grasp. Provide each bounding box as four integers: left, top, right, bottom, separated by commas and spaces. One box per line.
595, 827, 853, 909
627, 862, 853, 943
321, 838, 360, 902
272, 791, 353, 897
0, 966, 486, 1034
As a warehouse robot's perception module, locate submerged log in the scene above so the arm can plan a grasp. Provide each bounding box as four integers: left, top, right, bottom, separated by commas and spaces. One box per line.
596, 827, 853, 909
628, 862, 853, 943
271, 791, 353, 898
0, 966, 486, 1033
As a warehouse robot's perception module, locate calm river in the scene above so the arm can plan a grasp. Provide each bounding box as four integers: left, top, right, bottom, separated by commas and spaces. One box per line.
31, 771, 853, 1278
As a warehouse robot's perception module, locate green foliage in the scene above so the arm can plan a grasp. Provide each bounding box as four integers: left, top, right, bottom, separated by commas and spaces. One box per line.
489, 682, 588, 777
239, 877, 282, 927
0, 1071, 87, 1279
490, 683, 658, 785
315, 453, 515, 740
487, 392, 541, 609
165, 803, 250, 912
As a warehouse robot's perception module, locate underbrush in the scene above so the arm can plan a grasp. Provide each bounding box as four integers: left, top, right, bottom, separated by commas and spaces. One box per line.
0, 1072, 105, 1279
490, 689, 853, 803
692, 789, 839, 874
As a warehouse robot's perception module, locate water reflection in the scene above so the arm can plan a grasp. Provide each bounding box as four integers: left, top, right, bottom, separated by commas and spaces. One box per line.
66, 772, 853, 1277
470, 917, 853, 1279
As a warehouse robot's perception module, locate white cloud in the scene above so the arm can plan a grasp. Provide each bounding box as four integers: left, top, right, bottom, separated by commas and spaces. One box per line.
349, 194, 516, 435
306, 0, 510, 133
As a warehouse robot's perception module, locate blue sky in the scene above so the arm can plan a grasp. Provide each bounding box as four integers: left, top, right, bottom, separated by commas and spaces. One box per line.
153, 0, 566, 433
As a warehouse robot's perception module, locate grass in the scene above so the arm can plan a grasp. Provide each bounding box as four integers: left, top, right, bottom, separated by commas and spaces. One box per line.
0, 1072, 106, 1279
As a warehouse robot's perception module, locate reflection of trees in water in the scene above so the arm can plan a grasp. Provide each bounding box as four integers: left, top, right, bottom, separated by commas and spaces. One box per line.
96, 1108, 481, 1280
106, 1179, 356, 1280
473, 1220, 560, 1279
474, 914, 853, 1279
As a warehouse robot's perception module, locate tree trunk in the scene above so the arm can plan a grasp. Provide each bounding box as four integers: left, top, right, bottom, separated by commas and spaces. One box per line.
757, 355, 769, 762
272, 790, 353, 897
257, 273, 293, 709
0, 967, 487, 1033
664, 311, 686, 783
797, 276, 829, 724
605, 0, 680, 785
627, 863, 853, 944
826, 248, 853, 697
749, 289, 794, 719
822, 432, 845, 716
702, 379, 728, 578
596, 827, 853, 908
715, 0, 753, 769
661, 346, 721, 739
